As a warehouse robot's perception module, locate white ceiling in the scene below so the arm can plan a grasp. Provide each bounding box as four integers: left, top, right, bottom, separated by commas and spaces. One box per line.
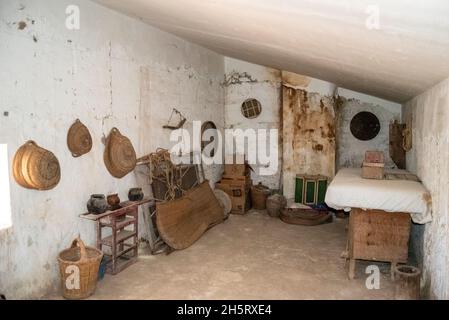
95, 0, 449, 102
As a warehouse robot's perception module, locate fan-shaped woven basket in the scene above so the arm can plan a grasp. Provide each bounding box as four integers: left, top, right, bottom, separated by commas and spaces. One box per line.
104, 128, 136, 178
67, 119, 92, 157
13, 140, 60, 190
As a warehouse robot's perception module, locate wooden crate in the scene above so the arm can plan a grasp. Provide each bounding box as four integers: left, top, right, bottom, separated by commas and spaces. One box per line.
216, 178, 251, 215
347, 208, 411, 279
365, 150, 385, 163
223, 163, 251, 177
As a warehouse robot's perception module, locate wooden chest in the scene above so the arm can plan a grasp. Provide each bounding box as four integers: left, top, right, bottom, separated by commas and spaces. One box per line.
347, 208, 411, 279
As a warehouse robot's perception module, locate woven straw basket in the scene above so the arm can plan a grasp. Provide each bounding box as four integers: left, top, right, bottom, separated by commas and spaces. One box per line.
67, 119, 92, 157
104, 127, 136, 178
58, 237, 103, 299
13, 140, 60, 190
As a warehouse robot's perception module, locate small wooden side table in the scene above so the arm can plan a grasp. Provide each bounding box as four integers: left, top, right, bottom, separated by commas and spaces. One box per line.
80, 198, 151, 275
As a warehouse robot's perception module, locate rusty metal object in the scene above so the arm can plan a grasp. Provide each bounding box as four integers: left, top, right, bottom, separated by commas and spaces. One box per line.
156, 181, 224, 250
103, 127, 136, 178
280, 208, 332, 226
350, 111, 380, 141
13, 140, 60, 190
67, 119, 92, 157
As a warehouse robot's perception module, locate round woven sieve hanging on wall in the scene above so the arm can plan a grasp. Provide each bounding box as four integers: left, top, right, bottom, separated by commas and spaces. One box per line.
67, 119, 92, 157
350, 111, 380, 141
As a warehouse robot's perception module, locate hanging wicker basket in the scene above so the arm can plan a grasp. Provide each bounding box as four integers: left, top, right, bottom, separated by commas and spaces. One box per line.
104, 128, 136, 178
67, 119, 92, 157
12, 140, 60, 190
57, 237, 103, 300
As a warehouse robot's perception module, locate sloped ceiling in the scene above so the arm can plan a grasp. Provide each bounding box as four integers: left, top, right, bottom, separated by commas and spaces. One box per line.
95, 0, 449, 102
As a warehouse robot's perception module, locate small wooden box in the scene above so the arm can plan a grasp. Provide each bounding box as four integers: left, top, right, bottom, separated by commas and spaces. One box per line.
362, 162, 385, 179
216, 178, 251, 214
223, 164, 251, 178
365, 150, 385, 163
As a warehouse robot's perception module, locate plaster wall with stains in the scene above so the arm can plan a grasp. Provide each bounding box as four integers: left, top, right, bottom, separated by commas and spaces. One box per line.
402, 76, 449, 299
282, 86, 337, 198
224, 60, 402, 198
0, 0, 224, 298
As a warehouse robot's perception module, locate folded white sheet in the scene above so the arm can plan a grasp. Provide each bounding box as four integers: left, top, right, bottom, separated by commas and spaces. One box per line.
325, 168, 432, 224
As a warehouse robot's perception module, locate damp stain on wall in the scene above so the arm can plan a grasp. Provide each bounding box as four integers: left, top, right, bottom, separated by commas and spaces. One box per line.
282, 86, 336, 198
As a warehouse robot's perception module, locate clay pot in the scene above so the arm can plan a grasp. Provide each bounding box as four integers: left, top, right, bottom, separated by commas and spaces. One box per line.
266, 194, 287, 217
107, 194, 120, 209
87, 194, 108, 214
128, 188, 144, 201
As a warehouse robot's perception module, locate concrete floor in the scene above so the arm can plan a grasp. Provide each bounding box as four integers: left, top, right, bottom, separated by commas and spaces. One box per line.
90, 210, 395, 299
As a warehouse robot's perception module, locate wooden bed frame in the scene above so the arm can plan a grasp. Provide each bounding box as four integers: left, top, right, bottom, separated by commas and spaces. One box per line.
346, 208, 411, 279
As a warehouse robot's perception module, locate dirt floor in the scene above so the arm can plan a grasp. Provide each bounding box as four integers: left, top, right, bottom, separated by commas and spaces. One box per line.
83, 210, 396, 300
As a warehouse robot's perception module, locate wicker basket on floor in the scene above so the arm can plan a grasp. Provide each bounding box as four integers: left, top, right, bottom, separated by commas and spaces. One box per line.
58, 237, 103, 299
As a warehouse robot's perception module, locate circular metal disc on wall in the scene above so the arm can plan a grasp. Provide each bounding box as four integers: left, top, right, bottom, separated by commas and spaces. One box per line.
350, 111, 380, 141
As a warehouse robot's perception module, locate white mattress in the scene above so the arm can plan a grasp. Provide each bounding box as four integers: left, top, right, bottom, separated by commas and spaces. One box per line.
325, 168, 432, 224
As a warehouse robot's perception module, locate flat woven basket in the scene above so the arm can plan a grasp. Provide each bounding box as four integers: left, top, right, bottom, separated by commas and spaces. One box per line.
57, 237, 103, 299
104, 127, 136, 178
67, 119, 92, 157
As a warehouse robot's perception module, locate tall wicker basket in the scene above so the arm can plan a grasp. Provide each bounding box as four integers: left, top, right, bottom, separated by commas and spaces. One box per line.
58, 237, 103, 299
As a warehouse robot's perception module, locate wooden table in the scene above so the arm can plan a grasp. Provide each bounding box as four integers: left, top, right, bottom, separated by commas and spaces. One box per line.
80, 198, 152, 275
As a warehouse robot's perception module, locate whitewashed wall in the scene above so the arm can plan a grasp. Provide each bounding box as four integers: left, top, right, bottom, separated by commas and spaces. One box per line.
224, 59, 402, 196
336, 88, 402, 169
0, 0, 224, 298
224, 58, 282, 189
402, 77, 449, 299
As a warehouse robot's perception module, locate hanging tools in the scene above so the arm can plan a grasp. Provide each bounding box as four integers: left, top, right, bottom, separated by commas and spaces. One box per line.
163, 108, 186, 130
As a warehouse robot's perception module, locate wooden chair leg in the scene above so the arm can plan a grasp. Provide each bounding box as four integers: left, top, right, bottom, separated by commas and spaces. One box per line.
391, 261, 398, 281
349, 258, 356, 279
